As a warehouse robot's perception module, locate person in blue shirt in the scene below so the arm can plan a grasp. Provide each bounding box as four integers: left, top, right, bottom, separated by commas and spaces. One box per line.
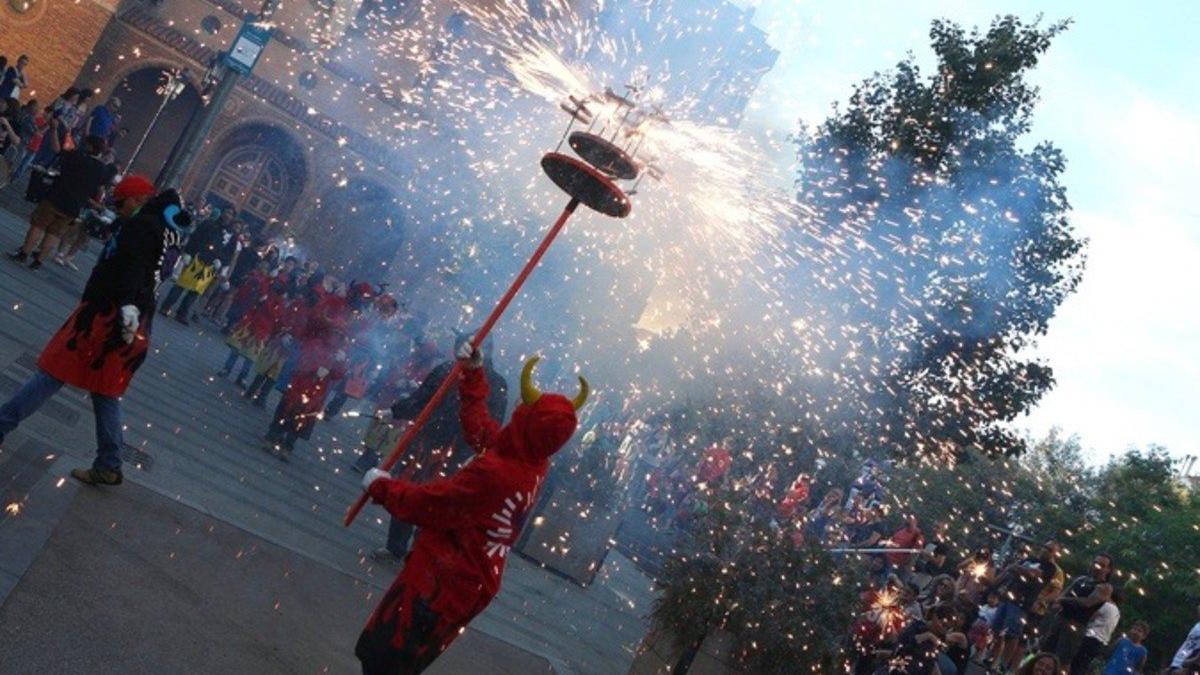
1105, 620, 1149, 674
85, 96, 120, 141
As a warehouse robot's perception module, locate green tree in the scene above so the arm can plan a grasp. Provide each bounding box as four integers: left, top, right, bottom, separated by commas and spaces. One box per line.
793, 15, 1086, 460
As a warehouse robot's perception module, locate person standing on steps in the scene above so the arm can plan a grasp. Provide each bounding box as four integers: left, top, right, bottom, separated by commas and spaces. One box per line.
8, 129, 114, 270
159, 208, 238, 325
0, 179, 188, 485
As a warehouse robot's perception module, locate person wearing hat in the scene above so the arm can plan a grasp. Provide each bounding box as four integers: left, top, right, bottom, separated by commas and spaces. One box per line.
0, 178, 190, 486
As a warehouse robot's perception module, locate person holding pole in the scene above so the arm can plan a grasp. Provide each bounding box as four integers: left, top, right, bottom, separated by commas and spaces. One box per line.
355, 346, 587, 674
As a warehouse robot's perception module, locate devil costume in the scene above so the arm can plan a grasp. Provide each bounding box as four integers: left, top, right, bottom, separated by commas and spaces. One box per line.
0, 186, 187, 483
356, 356, 587, 674
39, 191, 187, 395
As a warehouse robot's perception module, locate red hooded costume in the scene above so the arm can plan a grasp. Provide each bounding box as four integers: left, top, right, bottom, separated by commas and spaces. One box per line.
355, 357, 585, 674
271, 293, 348, 442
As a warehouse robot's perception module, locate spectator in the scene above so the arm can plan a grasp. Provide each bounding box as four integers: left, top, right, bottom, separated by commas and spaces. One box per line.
8, 131, 114, 269
885, 514, 925, 576
955, 546, 996, 604
807, 487, 845, 543
160, 208, 239, 324
1016, 652, 1061, 675
849, 500, 888, 549
888, 604, 963, 675
1103, 620, 1149, 675
69, 89, 94, 143
369, 334, 508, 562
0, 100, 20, 185
917, 542, 957, 580
1070, 583, 1118, 674
85, 96, 121, 142
986, 540, 1063, 674
0, 54, 29, 102
918, 575, 956, 613
10, 101, 47, 180
1167, 604, 1200, 674
1043, 552, 1116, 665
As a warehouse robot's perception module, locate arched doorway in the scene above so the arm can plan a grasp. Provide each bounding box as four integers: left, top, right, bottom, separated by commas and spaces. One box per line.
111, 67, 202, 177
311, 179, 401, 279
197, 124, 306, 235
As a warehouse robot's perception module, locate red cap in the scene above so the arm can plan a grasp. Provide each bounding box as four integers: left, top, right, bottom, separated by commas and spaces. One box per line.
114, 175, 156, 202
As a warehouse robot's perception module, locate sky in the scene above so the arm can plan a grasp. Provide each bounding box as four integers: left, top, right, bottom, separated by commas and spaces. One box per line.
736, 0, 1200, 464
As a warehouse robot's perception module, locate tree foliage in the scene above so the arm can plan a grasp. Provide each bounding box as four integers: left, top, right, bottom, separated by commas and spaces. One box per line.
793, 15, 1085, 459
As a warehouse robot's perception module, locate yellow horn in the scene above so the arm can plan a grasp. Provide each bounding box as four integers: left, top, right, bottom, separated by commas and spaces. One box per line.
572, 376, 590, 411
521, 356, 542, 405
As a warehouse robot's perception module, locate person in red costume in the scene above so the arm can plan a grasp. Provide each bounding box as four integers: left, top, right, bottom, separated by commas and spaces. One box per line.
262, 291, 348, 461
216, 271, 284, 387
355, 344, 588, 675
0, 178, 188, 485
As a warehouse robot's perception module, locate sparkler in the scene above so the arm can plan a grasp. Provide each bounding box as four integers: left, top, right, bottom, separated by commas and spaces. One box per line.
344, 88, 651, 527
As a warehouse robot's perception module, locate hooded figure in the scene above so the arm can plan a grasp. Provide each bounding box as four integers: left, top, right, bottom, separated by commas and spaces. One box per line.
355, 347, 587, 674
1, 182, 188, 486
38, 186, 188, 397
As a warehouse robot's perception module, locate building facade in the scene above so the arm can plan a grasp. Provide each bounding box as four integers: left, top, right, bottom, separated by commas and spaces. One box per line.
3, 0, 774, 285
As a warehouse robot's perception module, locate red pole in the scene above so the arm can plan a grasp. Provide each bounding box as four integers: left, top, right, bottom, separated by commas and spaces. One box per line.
344, 198, 581, 527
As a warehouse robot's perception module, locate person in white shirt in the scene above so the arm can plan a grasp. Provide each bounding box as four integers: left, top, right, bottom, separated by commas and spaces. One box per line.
1169, 605, 1200, 674
1070, 585, 1119, 675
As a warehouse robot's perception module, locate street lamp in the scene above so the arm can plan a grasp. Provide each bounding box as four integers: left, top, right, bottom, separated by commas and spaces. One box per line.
126, 68, 188, 171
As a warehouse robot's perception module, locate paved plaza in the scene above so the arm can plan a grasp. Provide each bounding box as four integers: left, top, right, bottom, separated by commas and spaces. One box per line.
0, 192, 655, 675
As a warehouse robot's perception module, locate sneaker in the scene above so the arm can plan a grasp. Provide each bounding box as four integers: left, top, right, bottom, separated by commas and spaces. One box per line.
7, 250, 27, 263
216, 369, 231, 378
28, 256, 42, 271
53, 255, 66, 266
174, 314, 190, 326
274, 447, 292, 462
252, 396, 267, 409
64, 259, 79, 271
71, 467, 123, 486
234, 377, 248, 389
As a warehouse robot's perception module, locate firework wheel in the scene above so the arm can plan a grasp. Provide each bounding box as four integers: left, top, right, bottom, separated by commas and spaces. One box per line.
568, 132, 639, 180
541, 152, 632, 219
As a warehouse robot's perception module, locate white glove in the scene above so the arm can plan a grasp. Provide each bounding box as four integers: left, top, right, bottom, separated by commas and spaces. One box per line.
456, 341, 482, 369
212, 259, 223, 272
180, 254, 193, 267
316, 367, 330, 379
362, 467, 389, 491
119, 305, 140, 344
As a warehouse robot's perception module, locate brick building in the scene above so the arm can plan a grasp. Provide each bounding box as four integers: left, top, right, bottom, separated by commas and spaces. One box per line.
2, 0, 774, 289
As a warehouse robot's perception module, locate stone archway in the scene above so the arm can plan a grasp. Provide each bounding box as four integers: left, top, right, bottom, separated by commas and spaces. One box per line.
310, 179, 402, 280
110, 66, 203, 176
195, 123, 307, 236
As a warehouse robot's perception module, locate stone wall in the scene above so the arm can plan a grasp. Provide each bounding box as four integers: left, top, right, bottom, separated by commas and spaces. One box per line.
0, 0, 114, 104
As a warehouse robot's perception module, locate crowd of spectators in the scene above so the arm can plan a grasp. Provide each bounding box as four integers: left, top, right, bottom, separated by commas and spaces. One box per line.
630, 430, 1200, 675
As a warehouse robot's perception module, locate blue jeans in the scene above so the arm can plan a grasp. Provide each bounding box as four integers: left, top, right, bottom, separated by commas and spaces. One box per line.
936, 652, 959, 675
0, 370, 124, 471
991, 601, 1026, 638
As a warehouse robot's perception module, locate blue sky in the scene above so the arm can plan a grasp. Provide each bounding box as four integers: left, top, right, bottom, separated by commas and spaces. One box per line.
737, 0, 1200, 463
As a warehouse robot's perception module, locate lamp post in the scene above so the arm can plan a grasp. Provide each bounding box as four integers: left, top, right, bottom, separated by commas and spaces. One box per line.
156, 0, 277, 189
126, 68, 187, 171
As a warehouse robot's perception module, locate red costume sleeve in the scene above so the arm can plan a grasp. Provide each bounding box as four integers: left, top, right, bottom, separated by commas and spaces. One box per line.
459, 367, 501, 454
366, 466, 495, 530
